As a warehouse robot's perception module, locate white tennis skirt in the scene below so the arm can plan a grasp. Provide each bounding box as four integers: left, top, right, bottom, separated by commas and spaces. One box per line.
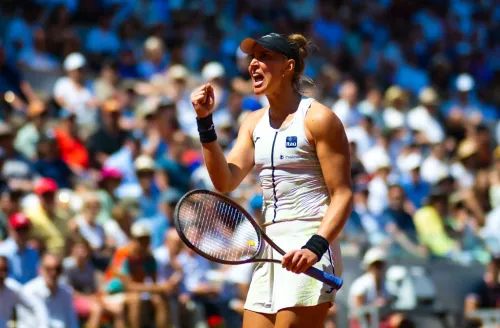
244, 220, 342, 314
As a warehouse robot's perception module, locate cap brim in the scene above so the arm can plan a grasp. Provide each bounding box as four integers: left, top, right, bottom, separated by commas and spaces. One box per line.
240, 38, 257, 55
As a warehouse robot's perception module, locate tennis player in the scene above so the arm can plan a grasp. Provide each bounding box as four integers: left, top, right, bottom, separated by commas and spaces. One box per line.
190, 33, 352, 328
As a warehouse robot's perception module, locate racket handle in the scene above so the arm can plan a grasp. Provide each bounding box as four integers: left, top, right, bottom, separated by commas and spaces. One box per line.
305, 267, 343, 290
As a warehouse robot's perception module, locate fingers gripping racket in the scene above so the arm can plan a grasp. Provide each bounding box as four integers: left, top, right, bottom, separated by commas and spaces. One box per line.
174, 189, 343, 290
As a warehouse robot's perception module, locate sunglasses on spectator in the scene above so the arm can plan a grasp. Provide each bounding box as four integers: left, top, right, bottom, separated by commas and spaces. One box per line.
43, 265, 62, 273
14, 226, 30, 233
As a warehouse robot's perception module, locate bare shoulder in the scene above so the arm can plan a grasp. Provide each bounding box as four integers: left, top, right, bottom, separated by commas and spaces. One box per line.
238, 107, 268, 134
305, 101, 345, 140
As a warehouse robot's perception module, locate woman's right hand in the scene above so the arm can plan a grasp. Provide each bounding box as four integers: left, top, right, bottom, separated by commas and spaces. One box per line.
191, 83, 215, 118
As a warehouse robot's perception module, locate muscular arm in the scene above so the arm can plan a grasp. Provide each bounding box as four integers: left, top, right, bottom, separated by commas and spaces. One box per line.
307, 103, 353, 243
201, 110, 262, 193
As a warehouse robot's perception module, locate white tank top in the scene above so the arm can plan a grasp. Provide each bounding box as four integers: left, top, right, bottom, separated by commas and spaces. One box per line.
253, 96, 330, 225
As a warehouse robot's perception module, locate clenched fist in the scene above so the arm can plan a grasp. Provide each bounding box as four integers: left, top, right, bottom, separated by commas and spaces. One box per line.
191, 83, 215, 118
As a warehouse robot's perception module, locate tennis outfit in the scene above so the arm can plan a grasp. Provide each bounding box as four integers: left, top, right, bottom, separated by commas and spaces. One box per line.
244, 96, 337, 314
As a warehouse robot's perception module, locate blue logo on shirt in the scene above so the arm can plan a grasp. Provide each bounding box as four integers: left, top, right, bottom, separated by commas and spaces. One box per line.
285, 136, 297, 148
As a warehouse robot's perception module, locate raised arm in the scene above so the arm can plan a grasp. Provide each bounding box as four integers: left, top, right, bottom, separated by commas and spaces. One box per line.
191, 84, 259, 193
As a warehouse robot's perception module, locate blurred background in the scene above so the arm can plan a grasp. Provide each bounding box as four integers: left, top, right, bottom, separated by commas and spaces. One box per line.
0, 0, 499, 327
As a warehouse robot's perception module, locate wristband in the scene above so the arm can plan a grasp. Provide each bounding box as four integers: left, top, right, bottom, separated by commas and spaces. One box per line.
196, 114, 217, 143
301, 234, 329, 262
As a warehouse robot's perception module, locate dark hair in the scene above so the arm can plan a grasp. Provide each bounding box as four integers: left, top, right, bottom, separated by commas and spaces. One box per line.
286, 34, 312, 91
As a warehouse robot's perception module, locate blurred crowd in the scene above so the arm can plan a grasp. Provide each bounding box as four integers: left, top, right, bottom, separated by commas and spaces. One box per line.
0, 0, 499, 327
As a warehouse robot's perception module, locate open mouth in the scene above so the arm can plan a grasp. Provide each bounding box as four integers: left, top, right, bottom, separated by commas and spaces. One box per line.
252, 72, 264, 88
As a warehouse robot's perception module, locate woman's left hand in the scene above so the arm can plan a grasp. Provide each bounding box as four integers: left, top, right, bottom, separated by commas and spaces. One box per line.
282, 249, 318, 274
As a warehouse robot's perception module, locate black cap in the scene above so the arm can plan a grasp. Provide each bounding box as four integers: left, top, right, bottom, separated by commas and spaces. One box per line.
240, 33, 298, 62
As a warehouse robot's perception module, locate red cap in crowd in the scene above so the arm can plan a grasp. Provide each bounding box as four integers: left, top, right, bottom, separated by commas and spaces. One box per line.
9, 213, 31, 229
100, 167, 123, 181
34, 178, 58, 195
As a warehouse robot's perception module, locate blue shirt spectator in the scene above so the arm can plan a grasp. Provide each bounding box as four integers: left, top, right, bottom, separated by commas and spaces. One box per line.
0, 213, 39, 284
85, 13, 121, 56
401, 176, 431, 210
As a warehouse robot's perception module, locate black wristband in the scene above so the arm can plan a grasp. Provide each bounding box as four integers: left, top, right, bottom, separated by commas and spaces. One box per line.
196, 114, 217, 143
301, 234, 329, 262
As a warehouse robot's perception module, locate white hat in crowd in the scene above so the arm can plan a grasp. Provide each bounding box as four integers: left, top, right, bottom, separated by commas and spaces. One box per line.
134, 155, 155, 172
456, 73, 475, 92
64, 53, 86, 72
202, 61, 225, 81
131, 221, 151, 238
398, 152, 422, 173
362, 247, 388, 269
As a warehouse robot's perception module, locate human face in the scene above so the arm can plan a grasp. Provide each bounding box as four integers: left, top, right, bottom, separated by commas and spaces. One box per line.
247, 44, 292, 95
388, 187, 405, 211
41, 256, 62, 288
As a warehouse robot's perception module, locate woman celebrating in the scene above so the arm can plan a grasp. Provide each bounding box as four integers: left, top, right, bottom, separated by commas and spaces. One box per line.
191, 33, 352, 328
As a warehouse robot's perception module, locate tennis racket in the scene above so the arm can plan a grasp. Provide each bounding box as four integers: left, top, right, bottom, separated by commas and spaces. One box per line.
173, 189, 343, 290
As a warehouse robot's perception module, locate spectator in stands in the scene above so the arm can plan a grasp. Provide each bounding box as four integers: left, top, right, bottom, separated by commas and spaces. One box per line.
381, 185, 427, 258
446, 198, 489, 265
18, 253, 79, 328
62, 237, 126, 328
17, 29, 60, 72
368, 157, 392, 216
33, 134, 74, 189
4, 3, 42, 60
53, 52, 98, 131
348, 247, 401, 328
93, 61, 120, 103
464, 253, 500, 325
69, 192, 109, 258
85, 11, 121, 61
0, 255, 47, 328
151, 188, 182, 250
352, 185, 386, 249
24, 178, 67, 255
346, 115, 377, 158
0, 122, 36, 192
103, 202, 134, 250
153, 228, 184, 326
383, 86, 408, 130
96, 167, 123, 224
408, 87, 445, 145
443, 74, 486, 124
358, 88, 384, 125
413, 188, 457, 258
14, 100, 49, 160
178, 243, 220, 326
399, 153, 431, 210
104, 132, 143, 194
156, 131, 192, 194
113, 221, 168, 328
138, 37, 169, 80
332, 80, 362, 128
133, 155, 161, 219
420, 143, 450, 185
0, 213, 39, 284
53, 110, 90, 172
0, 42, 38, 107
452, 138, 486, 224
45, 5, 75, 59
87, 99, 128, 168
0, 189, 23, 241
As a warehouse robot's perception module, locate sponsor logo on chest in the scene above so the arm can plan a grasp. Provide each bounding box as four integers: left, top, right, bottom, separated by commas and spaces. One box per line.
285, 136, 297, 148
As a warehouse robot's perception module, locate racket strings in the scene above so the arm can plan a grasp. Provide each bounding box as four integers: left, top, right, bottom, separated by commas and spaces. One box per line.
177, 193, 261, 262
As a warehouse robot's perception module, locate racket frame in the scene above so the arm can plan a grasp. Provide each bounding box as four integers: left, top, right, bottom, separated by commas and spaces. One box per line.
174, 189, 285, 265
